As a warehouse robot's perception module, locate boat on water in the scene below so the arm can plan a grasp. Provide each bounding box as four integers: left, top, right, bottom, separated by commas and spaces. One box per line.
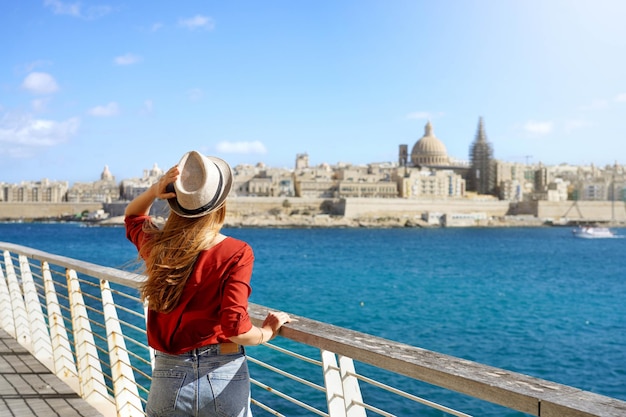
572, 226, 615, 239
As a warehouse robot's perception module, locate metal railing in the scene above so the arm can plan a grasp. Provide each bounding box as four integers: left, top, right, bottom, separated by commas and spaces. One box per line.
1, 241, 625, 417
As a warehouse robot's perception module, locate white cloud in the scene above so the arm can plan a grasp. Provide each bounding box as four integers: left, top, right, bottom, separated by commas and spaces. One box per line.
44, 0, 80, 17
151, 22, 164, 32
114, 53, 142, 66
88, 102, 119, 117
44, 0, 112, 20
0, 112, 79, 149
31, 98, 51, 112
22, 72, 59, 95
406, 112, 430, 120
615, 93, 626, 102
216, 140, 267, 154
523, 120, 553, 135
179, 15, 215, 30
564, 119, 592, 132
406, 111, 443, 120
580, 98, 609, 111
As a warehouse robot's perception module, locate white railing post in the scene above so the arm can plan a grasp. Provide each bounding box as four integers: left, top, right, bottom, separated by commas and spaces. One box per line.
3, 250, 29, 347
19, 255, 54, 370
67, 268, 116, 417
322, 350, 348, 417
145, 303, 155, 369
42, 261, 80, 393
338, 356, 366, 417
101, 279, 144, 416
0, 254, 15, 335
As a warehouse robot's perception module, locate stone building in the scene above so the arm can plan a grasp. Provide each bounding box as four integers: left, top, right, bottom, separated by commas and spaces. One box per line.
494, 161, 529, 201
573, 163, 625, 202
0, 179, 68, 203
410, 121, 450, 167
295, 153, 309, 170
397, 168, 465, 199
396, 120, 470, 199
240, 164, 295, 197
335, 162, 399, 198
66, 165, 119, 203
293, 163, 336, 198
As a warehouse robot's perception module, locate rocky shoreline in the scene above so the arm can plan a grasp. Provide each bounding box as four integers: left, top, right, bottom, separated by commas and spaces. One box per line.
96, 213, 550, 229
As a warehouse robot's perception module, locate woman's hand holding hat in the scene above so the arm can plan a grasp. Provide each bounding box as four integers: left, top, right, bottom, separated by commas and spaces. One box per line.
155, 166, 179, 200
124, 165, 179, 217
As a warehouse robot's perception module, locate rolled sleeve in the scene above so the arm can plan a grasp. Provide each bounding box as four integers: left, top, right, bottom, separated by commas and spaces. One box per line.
219, 246, 254, 338
125, 215, 152, 256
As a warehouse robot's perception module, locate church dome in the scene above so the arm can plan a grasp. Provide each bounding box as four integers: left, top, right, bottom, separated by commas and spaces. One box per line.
101, 165, 113, 181
410, 121, 449, 166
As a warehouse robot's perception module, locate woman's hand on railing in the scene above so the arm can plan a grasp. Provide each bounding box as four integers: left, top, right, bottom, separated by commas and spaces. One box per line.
262, 311, 292, 340
229, 311, 291, 346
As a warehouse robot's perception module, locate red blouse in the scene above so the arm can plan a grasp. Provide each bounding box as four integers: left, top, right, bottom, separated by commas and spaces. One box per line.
125, 215, 254, 354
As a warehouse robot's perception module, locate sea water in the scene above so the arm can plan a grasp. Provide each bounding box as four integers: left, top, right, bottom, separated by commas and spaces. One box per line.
1, 222, 625, 416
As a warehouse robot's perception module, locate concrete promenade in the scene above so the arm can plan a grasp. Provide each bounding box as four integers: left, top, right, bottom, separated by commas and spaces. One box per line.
0, 328, 104, 417
1, 198, 625, 225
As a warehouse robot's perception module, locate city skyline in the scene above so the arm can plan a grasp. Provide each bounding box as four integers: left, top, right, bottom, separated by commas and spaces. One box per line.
2, 1, 626, 184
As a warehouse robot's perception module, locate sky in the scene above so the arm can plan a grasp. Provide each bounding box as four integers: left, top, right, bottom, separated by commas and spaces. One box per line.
1, 0, 626, 184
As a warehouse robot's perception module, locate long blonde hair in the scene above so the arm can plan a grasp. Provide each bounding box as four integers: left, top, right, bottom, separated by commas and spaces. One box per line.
140, 205, 227, 313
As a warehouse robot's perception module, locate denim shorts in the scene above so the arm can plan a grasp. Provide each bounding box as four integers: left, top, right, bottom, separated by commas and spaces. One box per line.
146, 345, 252, 417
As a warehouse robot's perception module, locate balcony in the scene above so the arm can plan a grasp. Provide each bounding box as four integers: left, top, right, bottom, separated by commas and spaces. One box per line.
1, 241, 625, 417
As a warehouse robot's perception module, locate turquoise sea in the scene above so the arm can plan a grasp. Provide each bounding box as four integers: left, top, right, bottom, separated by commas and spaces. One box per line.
1, 222, 625, 416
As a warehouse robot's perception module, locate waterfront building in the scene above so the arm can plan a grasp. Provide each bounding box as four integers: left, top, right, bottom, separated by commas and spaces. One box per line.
494, 161, 530, 201
399, 121, 470, 198
232, 164, 259, 196
334, 162, 398, 198
337, 180, 398, 199
294, 173, 337, 198
0, 179, 68, 203
66, 165, 119, 203
410, 121, 450, 166
498, 179, 524, 202
569, 162, 625, 202
396, 168, 465, 199
546, 179, 569, 201
295, 153, 309, 170
236, 163, 295, 197
609, 163, 626, 202
468, 117, 495, 195
295, 160, 402, 199
5, 121, 623, 209
293, 156, 337, 197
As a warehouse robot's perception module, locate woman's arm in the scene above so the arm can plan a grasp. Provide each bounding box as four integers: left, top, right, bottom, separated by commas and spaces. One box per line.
125, 166, 178, 217
229, 311, 291, 346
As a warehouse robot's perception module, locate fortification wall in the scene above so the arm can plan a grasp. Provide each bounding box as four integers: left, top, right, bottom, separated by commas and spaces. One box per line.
0, 202, 103, 220
101, 197, 334, 219
342, 198, 512, 219
226, 197, 330, 215
5, 199, 624, 224
536, 201, 626, 221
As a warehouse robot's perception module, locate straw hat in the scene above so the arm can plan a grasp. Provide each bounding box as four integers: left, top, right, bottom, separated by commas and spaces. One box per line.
167, 151, 233, 218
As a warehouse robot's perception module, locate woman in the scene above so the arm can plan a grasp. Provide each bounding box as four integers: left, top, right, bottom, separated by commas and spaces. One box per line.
125, 150, 291, 417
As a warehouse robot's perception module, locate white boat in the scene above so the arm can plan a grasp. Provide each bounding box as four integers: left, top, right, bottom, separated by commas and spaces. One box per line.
572, 226, 615, 239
